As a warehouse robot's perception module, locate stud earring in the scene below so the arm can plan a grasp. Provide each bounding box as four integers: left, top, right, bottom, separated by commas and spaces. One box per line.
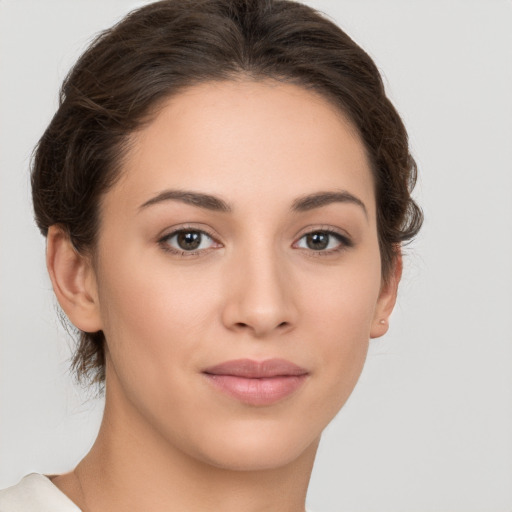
379, 319, 386, 325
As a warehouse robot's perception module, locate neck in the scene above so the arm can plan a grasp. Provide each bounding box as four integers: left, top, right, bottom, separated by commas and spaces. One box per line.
63, 374, 318, 512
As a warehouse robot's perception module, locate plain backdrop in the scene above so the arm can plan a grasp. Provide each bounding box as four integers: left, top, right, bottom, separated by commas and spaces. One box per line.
1, 1, 511, 511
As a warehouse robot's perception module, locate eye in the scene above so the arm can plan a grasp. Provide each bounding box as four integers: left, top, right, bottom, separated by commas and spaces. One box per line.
295, 230, 350, 252
161, 229, 218, 254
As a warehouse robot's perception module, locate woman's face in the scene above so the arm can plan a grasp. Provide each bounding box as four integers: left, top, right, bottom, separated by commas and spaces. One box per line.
88, 80, 395, 470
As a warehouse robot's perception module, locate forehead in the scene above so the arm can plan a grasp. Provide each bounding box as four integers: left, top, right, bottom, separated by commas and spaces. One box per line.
105, 79, 375, 218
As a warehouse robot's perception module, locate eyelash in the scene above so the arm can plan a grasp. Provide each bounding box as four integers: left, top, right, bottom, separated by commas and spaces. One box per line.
293, 228, 353, 257
158, 225, 219, 257
158, 226, 353, 257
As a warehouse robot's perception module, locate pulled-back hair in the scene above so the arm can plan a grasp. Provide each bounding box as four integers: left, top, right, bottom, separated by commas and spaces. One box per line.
31, 0, 423, 385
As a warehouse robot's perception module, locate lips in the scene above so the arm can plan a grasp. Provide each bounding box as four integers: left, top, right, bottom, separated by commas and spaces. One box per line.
202, 358, 308, 406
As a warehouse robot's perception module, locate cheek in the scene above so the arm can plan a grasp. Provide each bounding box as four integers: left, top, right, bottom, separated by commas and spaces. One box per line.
303, 251, 381, 338
95, 265, 218, 465
95, 253, 224, 438
96, 254, 218, 364
300, 254, 381, 401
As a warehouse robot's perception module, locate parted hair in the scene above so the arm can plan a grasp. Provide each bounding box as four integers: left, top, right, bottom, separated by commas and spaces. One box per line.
31, 0, 423, 385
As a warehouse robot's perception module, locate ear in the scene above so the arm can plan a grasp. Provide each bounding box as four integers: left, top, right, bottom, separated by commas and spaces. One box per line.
46, 225, 102, 333
370, 249, 402, 339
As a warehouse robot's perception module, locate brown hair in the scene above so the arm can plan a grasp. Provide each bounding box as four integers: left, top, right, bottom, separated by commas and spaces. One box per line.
32, 0, 423, 385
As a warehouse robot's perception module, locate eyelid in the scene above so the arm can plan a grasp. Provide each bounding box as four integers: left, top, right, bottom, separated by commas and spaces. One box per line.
292, 225, 354, 254
157, 223, 219, 241
294, 225, 352, 242
157, 224, 223, 256
156, 223, 353, 257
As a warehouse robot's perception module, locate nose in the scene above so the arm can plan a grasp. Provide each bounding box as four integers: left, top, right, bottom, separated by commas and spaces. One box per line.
221, 247, 298, 338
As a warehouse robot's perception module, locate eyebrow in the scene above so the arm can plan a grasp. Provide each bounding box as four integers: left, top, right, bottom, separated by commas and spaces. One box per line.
292, 191, 368, 217
139, 188, 367, 217
139, 190, 232, 212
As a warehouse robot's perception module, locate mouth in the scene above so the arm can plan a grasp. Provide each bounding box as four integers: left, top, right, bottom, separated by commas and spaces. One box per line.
202, 358, 309, 406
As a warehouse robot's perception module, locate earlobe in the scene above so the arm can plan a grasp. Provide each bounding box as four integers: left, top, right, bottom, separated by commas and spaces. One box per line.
46, 225, 102, 333
370, 250, 403, 339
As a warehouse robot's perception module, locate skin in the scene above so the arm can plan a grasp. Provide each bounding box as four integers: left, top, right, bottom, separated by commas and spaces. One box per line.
47, 79, 401, 512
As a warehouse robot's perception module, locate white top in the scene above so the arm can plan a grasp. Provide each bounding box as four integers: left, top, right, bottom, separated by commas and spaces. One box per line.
0, 474, 81, 511
0, 474, 316, 511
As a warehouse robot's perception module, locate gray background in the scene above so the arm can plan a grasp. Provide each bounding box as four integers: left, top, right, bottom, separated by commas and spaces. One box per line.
1, 1, 511, 510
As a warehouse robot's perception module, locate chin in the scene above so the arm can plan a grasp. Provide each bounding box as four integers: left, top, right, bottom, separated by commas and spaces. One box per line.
182, 417, 322, 472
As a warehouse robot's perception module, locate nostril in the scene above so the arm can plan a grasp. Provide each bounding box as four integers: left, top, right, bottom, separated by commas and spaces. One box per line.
233, 321, 290, 332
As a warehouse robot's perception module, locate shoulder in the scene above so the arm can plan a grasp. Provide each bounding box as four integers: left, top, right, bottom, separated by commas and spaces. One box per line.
0, 474, 80, 512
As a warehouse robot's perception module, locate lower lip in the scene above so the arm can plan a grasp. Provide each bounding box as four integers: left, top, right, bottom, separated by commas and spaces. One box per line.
204, 374, 307, 406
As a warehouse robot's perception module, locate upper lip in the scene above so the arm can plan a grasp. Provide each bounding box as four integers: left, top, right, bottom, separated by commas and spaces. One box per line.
203, 358, 308, 378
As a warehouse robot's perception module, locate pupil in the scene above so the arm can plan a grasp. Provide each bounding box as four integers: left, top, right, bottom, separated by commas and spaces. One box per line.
177, 231, 201, 250
307, 232, 329, 250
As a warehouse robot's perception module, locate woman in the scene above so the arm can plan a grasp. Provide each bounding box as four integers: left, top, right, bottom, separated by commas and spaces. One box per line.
0, 0, 421, 510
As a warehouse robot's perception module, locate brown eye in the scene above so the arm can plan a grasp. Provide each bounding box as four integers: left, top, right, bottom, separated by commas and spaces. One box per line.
295, 230, 349, 252
305, 232, 329, 250
163, 229, 217, 253
177, 231, 202, 250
